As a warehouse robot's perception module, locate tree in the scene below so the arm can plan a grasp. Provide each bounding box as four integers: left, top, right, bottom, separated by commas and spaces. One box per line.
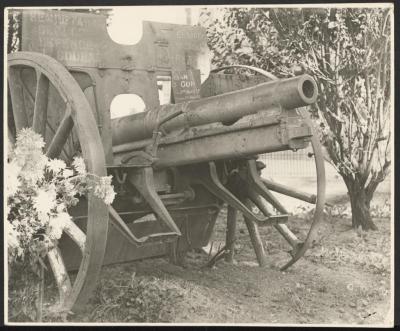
199, 7, 392, 230
7, 10, 22, 54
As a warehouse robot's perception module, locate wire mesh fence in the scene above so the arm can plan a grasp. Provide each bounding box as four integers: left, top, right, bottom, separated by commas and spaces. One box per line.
260, 146, 316, 178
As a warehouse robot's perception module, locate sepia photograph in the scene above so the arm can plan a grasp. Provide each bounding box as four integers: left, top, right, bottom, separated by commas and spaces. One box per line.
4, 4, 394, 326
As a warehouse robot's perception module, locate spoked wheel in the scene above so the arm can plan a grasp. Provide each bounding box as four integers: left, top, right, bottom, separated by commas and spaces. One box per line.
212, 65, 326, 270
7, 52, 109, 312
250, 125, 326, 271
272, 108, 326, 270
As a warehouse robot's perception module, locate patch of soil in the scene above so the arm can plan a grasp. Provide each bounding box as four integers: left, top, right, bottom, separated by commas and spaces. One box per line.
63, 191, 392, 326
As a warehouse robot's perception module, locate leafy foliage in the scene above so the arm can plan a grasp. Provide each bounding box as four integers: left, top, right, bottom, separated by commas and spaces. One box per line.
200, 7, 392, 229
7, 10, 21, 53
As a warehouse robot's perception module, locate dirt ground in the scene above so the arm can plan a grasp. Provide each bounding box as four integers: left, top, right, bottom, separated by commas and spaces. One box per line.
65, 177, 392, 326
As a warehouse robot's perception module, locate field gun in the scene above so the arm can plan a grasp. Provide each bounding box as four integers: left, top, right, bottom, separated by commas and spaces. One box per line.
7, 9, 326, 312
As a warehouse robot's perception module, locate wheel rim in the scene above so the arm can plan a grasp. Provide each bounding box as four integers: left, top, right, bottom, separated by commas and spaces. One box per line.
279, 108, 326, 270
7, 51, 109, 312
214, 65, 326, 269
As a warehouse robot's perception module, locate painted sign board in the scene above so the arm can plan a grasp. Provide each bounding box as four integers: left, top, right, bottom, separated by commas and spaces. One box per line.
171, 69, 201, 103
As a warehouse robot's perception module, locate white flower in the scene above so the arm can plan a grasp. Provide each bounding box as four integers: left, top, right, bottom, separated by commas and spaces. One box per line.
5, 160, 21, 197
47, 212, 70, 240
72, 157, 87, 175
47, 159, 66, 174
13, 128, 47, 184
63, 180, 78, 199
62, 169, 74, 178
7, 128, 119, 268
94, 176, 116, 205
101, 175, 112, 186
103, 188, 116, 205
34, 188, 57, 220
56, 203, 66, 213
21, 153, 47, 184
15, 128, 45, 150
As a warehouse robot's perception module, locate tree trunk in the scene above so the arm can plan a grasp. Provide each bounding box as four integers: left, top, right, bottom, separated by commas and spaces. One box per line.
345, 178, 378, 231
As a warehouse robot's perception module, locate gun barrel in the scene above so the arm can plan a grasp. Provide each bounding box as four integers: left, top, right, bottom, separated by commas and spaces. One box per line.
111, 74, 317, 146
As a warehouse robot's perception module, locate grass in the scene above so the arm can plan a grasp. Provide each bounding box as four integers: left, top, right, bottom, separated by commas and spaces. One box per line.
89, 273, 187, 323
8, 268, 40, 322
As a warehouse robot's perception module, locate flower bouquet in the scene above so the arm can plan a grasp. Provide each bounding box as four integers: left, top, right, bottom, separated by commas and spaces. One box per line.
6, 128, 115, 321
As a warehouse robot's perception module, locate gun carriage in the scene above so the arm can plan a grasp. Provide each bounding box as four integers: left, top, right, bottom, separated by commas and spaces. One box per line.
7, 10, 326, 312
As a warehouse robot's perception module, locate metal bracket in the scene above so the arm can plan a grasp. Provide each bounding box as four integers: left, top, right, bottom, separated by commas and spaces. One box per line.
144, 108, 184, 160
246, 159, 288, 214
121, 150, 158, 167
109, 206, 178, 246
128, 167, 182, 236
114, 168, 127, 185
246, 159, 303, 250
276, 113, 312, 150
192, 162, 268, 224
145, 131, 163, 158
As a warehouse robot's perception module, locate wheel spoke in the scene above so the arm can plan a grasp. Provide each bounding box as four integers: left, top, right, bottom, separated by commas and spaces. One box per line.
66, 129, 76, 159
8, 129, 16, 149
45, 118, 71, 160
63, 218, 86, 253
242, 198, 268, 267
274, 224, 302, 248
8, 67, 28, 130
261, 178, 317, 204
255, 183, 288, 214
255, 185, 303, 248
33, 71, 49, 137
225, 206, 237, 263
46, 107, 74, 159
247, 183, 301, 249
47, 247, 72, 305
